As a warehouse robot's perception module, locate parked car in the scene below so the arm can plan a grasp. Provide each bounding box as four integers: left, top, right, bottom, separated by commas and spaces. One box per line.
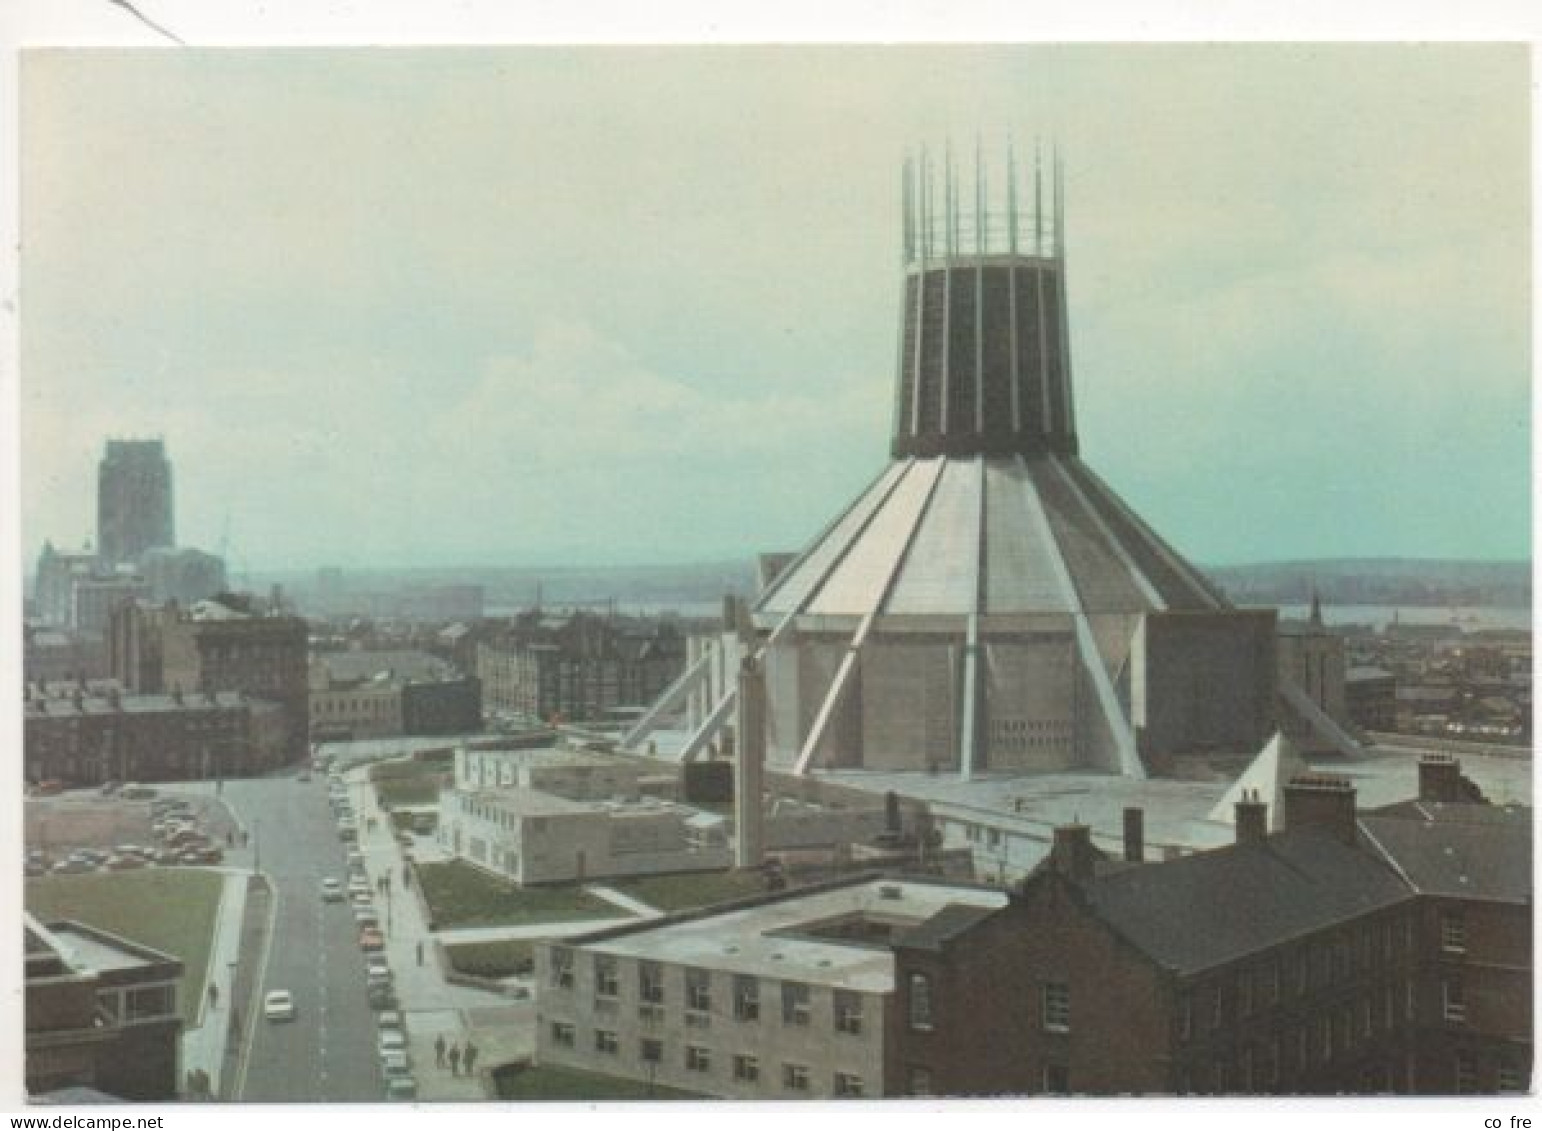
367, 983, 398, 1010
359, 927, 385, 952
321, 877, 344, 902
263, 990, 296, 1021
384, 1075, 417, 1101
99, 780, 122, 796
51, 859, 93, 874
105, 853, 146, 870
119, 784, 157, 800
377, 1029, 407, 1058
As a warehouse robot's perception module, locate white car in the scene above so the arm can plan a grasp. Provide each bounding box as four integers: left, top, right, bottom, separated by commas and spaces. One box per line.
377, 1029, 407, 1058
264, 990, 296, 1021
321, 877, 344, 902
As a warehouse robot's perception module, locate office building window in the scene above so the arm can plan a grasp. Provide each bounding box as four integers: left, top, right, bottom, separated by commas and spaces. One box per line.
550, 947, 574, 988
639, 961, 664, 1004
834, 990, 863, 1035
782, 982, 811, 1026
594, 1029, 619, 1055
733, 1054, 759, 1083
594, 956, 619, 998
908, 1067, 934, 1096
783, 1063, 810, 1092
640, 1038, 663, 1064
734, 975, 760, 1022
551, 1021, 575, 1047
834, 1072, 865, 1097
1041, 1064, 1070, 1094
1041, 982, 1070, 1033
686, 1045, 711, 1073
908, 972, 934, 1031
686, 968, 712, 1013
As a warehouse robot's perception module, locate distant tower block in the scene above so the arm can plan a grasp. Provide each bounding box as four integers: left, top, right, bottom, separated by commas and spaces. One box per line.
98, 438, 175, 567
628, 146, 1280, 779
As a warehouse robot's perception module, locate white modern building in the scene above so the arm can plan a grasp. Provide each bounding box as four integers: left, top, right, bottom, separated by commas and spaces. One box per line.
534, 875, 1007, 1098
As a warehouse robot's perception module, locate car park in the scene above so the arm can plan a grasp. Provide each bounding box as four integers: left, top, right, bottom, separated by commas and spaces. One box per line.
263, 990, 296, 1021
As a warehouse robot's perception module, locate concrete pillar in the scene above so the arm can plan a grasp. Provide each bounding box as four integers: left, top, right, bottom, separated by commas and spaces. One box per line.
735, 654, 767, 870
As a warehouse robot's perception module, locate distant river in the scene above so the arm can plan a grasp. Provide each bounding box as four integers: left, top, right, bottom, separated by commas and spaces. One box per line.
1265, 604, 1531, 633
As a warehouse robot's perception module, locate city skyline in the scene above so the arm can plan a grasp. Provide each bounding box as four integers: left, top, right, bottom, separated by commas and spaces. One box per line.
19, 45, 1531, 572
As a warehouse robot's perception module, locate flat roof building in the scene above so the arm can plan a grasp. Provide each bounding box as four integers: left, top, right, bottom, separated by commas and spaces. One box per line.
534, 876, 1007, 1098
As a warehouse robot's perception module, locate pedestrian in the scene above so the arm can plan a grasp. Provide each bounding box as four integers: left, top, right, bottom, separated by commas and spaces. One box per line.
416, 941, 425, 967
208, 982, 219, 1009
463, 1040, 478, 1077
434, 1033, 446, 1068
447, 1043, 461, 1076
226, 830, 234, 848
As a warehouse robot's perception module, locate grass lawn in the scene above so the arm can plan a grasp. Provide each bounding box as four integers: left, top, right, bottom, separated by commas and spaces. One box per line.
369, 758, 450, 807
610, 870, 773, 912
492, 1062, 702, 1101
416, 860, 615, 929
26, 868, 225, 1026
444, 939, 535, 979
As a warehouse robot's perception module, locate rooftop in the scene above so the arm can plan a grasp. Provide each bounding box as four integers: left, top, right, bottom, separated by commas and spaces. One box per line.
1360, 802, 1531, 903
1078, 827, 1412, 975
573, 877, 1007, 992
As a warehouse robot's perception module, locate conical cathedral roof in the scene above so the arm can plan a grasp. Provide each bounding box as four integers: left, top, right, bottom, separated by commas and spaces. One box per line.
754, 146, 1227, 624
756, 454, 1226, 619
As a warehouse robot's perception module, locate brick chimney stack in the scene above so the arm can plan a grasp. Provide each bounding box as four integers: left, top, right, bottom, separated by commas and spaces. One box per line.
1418, 754, 1463, 803
1282, 774, 1359, 846
1235, 789, 1269, 845
1122, 807, 1145, 863
1050, 823, 1098, 884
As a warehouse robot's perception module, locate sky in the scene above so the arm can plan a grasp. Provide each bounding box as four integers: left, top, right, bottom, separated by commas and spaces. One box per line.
17, 44, 1532, 571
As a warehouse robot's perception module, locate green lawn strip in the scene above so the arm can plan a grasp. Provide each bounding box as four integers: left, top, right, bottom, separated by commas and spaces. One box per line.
369, 758, 449, 808
26, 869, 225, 1026
610, 869, 772, 912
416, 860, 614, 928
493, 1063, 703, 1101
444, 939, 534, 979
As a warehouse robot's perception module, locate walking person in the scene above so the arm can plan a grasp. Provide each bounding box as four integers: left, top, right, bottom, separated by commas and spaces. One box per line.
463, 1039, 478, 1078
416, 940, 425, 967
434, 1033, 446, 1069
208, 982, 218, 1010
447, 1043, 462, 1076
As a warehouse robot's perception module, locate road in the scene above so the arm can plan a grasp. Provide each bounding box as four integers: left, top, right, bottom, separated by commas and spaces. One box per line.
221, 775, 384, 1102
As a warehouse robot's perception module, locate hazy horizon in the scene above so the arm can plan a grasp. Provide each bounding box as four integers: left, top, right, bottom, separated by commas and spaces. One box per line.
21, 46, 1531, 571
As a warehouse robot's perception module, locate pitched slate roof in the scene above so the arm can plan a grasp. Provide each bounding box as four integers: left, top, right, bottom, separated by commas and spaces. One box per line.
1079, 827, 1411, 975
1359, 803, 1531, 903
